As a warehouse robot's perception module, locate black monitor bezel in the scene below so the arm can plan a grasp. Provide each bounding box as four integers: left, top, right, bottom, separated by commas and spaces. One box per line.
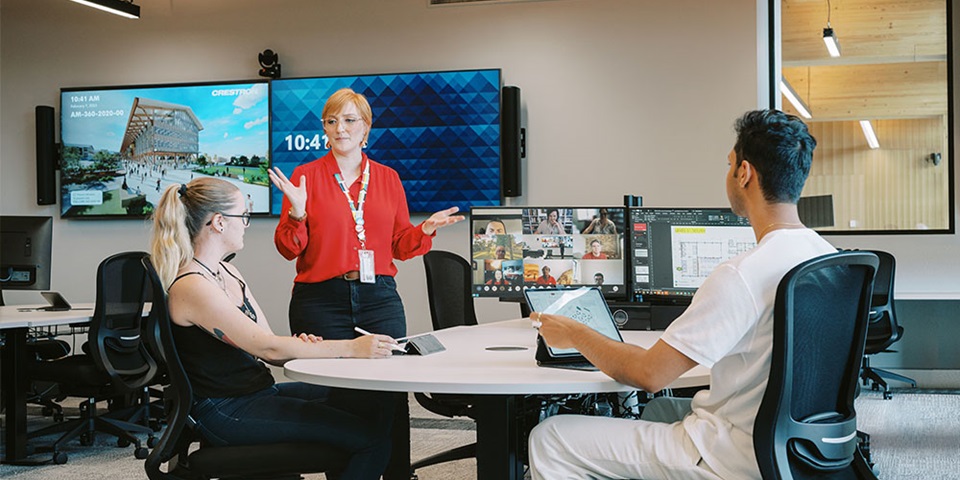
0, 215, 54, 291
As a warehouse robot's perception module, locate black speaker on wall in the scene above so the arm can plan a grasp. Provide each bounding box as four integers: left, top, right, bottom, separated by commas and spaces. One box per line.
36, 105, 57, 206
501, 86, 523, 197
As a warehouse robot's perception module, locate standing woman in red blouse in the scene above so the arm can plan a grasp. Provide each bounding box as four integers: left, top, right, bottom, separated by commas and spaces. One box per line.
269, 90, 461, 474
269, 87, 463, 343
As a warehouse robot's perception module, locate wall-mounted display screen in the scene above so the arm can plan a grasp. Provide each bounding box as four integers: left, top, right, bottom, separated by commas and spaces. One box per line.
629, 207, 755, 302
270, 69, 502, 214
59, 80, 271, 218
470, 207, 627, 300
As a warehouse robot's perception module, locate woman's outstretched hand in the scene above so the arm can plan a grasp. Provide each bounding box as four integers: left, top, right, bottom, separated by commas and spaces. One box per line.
268, 166, 308, 216
422, 206, 465, 235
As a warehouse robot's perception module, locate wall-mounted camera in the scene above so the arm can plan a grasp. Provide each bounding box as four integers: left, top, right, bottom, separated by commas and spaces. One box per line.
258, 49, 281, 79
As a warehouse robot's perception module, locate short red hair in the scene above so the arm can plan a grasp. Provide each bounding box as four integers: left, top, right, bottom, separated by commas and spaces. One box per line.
322, 88, 373, 143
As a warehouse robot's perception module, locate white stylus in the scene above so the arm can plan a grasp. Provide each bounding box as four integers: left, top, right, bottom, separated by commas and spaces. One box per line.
354, 326, 406, 352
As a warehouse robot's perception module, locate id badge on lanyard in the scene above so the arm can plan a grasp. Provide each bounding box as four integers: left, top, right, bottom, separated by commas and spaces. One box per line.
359, 249, 375, 283
337, 162, 375, 284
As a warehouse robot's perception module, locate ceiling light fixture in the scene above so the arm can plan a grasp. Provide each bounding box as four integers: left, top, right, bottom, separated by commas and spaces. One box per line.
823, 28, 841, 57
69, 0, 140, 19
780, 77, 812, 119
822, 0, 840, 57
859, 120, 880, 149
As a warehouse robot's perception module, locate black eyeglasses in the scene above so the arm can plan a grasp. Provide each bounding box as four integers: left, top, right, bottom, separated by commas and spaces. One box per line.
207, 212, 251, 227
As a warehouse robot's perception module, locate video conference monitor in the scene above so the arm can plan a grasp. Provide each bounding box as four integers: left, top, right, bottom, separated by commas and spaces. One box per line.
629, 207, 755, 302
0, 216, 53, 291
270, 69, 502, 214
470, 207, 627, 300
59, 80, 271, 218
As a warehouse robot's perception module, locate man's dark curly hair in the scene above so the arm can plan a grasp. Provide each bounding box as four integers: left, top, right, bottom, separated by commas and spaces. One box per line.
733, 109, 817, 204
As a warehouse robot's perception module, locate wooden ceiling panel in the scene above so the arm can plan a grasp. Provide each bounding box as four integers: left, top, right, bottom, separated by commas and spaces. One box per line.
782, 0, 947, 64
782, 0, 947, 122
783, 62, 947, 121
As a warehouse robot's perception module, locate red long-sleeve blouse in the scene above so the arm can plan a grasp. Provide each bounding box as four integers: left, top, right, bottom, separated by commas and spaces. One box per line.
274, 152, 434, 283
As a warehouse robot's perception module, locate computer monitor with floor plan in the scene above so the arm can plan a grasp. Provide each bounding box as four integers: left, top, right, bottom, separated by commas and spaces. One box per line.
629, 207, 755, 303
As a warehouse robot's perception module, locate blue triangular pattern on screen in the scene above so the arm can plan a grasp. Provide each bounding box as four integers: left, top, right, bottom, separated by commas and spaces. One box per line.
270, 69, 502, 213
294, 111, 324, 132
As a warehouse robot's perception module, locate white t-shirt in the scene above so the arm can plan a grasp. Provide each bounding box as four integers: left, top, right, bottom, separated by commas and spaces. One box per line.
659, 228, 835, 479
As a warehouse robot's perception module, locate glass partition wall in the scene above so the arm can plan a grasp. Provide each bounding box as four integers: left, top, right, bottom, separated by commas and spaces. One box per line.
776, 0, 953, 233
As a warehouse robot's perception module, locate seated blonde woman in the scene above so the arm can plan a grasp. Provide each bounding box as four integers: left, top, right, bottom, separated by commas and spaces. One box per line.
150, 177, 398, 480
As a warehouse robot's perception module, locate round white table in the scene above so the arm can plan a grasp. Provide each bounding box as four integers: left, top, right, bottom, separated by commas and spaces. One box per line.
285, 318, 710, 480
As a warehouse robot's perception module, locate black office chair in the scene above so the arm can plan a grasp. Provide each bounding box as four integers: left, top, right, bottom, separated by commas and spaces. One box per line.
141, 257, 347, 480
754, 251, 879, 479
859, 250, 916, 399
25, 336, 71, 422
0, 282, 70, 422
410, 250, 479, 476
0, 336, 70, 422
423, 250, 479, 330
27, 251, 158, 464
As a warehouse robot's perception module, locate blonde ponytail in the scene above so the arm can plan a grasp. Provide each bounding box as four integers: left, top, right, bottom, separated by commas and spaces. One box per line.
150, 178, 239, 290
151, 185, 193, 290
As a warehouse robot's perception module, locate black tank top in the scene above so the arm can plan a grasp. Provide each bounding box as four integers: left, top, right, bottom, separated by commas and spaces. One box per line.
170, 270, 273, 399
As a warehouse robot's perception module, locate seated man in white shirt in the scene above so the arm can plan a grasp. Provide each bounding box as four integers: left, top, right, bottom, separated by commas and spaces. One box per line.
528, 109, 834, 480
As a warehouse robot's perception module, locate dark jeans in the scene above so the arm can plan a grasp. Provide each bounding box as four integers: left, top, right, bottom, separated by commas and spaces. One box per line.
289, 275, 406, 340
289, 275, 410, 479
192, 382, 391, 480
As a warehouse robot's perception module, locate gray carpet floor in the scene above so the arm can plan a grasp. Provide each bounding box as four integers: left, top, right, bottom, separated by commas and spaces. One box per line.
2, 393, 477, 480
2, 389, 957, 479
854, 389, 960, 479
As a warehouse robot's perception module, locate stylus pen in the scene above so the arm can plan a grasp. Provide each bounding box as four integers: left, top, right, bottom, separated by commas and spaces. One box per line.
354, 326, 406, 352
393, 333, 423, 343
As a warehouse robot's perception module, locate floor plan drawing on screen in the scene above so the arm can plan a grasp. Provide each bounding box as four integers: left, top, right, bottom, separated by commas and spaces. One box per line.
670, 226, 755, 288
532, 289, 610, 332
558, 304, 609, 332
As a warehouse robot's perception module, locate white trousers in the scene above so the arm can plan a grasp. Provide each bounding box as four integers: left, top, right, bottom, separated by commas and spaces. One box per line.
528, 397, 722, 480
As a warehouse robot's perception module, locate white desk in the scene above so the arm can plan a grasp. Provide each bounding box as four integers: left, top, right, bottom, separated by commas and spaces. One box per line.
896, 292, 960, 301
285, 318, 709, 480
0, 304, 93, 464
